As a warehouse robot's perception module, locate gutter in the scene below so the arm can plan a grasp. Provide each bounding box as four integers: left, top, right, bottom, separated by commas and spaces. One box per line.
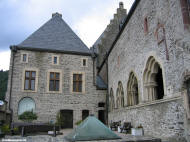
8, 45, 17, 125
13, 46, 92, 56
98, 0, 140, 73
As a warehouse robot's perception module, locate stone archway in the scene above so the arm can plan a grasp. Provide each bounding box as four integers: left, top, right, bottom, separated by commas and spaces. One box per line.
143, 56, 164, 102
127, 72, 139, 106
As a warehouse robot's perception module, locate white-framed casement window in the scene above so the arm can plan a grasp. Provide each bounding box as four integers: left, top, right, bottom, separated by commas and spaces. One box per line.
71, 71, 85, 94
47, 69, 62, 93
52, 55, 59, 65
22, 68, 39, 92
81, 58, 88, 67
21, 52, 28, 63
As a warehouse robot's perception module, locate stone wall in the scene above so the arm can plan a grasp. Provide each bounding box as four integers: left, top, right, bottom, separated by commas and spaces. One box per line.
108, 97, 186, 141
107, 0, 190, 141
6, 50, 106, 126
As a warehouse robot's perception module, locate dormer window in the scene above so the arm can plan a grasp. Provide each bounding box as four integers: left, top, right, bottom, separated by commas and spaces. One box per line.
81, 58, 88, 67
52, 55, 59, 65
21, 53, 28, 63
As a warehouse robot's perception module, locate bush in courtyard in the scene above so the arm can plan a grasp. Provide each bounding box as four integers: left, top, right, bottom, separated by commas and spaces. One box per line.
18, 111, 37, 122
1, 124, 10, 134
55, 112, 64, 126
75, 120, 83, 125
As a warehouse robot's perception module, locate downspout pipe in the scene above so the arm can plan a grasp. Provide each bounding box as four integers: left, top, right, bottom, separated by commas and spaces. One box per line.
9, 45, 17, 125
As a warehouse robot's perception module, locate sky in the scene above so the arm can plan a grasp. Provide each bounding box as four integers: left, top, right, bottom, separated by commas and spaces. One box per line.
0, 0, 134, 71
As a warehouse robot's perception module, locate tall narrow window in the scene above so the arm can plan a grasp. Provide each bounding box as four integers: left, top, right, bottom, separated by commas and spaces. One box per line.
83, 59, 86, 66
24, 71, 36, 90
54, 56, 57, 64
23, 54, 27, 62
49, 72, 60, 91
144, 17, 148, 34
81, 58, 87, 67
73, 74, 82, 92
52, 55, 59, 65
21, 53, 28, 63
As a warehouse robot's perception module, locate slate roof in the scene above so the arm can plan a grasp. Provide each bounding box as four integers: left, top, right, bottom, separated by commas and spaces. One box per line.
17, 13, 91, 55
96, 76, 107, 90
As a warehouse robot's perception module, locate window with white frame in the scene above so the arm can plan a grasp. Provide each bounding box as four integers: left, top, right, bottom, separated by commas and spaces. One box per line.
81, 58, 88, 67
47, 69, 62, 93
71, 72, 85, 93
21, 53, 28, 63
52, 55, 59, 65
22, 68, 38, 92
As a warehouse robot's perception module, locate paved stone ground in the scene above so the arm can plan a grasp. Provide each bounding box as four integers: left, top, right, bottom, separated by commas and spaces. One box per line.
1, 129, 162, 142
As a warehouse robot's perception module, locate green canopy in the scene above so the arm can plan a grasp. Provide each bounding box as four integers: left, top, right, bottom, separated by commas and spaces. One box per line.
64, 115, 121, 141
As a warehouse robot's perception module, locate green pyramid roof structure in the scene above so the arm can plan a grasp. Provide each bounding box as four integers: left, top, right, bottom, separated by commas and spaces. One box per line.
65, 115, 121, 141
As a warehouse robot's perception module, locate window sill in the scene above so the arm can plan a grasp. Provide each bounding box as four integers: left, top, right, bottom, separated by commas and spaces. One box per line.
22, 90, 37, 93
71, 91, 85, 95
47, 91, 62, 94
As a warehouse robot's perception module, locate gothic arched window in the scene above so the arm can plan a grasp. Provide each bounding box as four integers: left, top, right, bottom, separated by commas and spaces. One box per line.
143, 56, 164, 102
127, 72, 139, 106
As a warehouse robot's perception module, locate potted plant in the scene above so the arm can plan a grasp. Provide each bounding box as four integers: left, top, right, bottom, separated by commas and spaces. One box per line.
131, 124, 143, 136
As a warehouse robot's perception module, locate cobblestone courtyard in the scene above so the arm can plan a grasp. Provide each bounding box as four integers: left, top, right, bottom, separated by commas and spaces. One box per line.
1, 129, 163, 142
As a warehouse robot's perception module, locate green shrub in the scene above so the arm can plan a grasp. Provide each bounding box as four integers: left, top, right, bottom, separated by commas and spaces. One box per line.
55, 112, 64, 126
75, 120, 83, 125
18, 111, 37, 122
1, 124, 10, 134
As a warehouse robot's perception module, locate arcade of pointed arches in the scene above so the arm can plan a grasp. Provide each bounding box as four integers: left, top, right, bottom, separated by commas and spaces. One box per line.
109, 56, 164, 111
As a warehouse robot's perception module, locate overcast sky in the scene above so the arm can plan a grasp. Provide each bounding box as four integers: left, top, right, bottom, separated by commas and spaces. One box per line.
0, 0, 134, 70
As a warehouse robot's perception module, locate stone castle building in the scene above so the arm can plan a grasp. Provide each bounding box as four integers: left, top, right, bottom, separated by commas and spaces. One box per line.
6, 0, 190, 141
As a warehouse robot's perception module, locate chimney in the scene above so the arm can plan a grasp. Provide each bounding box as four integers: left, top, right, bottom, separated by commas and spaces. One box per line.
119, 2, 124, 9
52, 12, 62, 18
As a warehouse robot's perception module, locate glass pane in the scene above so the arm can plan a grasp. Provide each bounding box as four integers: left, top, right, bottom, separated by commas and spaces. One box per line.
73, 82, 76, 92
50, 72, 54, 79
23, 54, 27, 62
78, 81, 82, 92
79, 74, 82, 81
56, 73, 60, 79
25, 71, 30, 78
24, 79, 29, 90
32, 71, 36, 78
54, 56, 57, 64
31, 80, 35, 90
55, 80, 59, 91
73, 74, 77, 81
49, 80, 54, 91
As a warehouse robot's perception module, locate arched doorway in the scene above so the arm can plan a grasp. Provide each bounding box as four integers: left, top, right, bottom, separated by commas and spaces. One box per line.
143, 56, 164, 101
127, 72, 139, 106
18, 97, 35, 115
